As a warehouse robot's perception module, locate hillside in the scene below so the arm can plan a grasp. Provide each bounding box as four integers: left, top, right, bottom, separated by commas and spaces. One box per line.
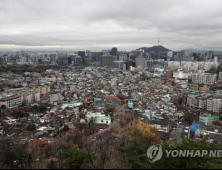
138, 45, 171, 53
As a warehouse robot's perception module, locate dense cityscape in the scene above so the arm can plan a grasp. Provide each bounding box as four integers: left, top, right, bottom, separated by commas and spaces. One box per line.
1, 0, 222, 169
0, 46, 222, 168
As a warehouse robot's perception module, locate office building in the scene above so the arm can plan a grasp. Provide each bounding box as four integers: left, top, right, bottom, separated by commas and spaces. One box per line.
58, 54, 70, 66
135, 57, 147, 69
206, 51, 213, 61
119, 53, 127, 61
84, 58, 91, 66
111, 47, 118, 56
75, 56, 84, 66
100, 55, 117, 67
112, 61, 125, 70
177, 50, 185, 62
49, 54, 56, 63
78, 51, 85, 58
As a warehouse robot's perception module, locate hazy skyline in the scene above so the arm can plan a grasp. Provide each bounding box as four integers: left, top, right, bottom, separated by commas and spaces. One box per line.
0, 0, 222, 51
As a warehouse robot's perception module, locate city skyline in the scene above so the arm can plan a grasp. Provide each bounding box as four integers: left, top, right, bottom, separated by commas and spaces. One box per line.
0, 0, 222, 51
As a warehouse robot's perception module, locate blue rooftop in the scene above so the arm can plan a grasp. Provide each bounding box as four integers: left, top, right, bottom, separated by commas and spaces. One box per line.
144, 110, 152, 113
190, 122, 204, 133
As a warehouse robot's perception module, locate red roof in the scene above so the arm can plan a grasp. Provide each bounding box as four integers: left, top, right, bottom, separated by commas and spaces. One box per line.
60, 111, 66, 115
66, 92, 73, 98
103, 95, 119, 100
29, 139, 43, 146
41, 72, 52, 77
85, 97, 92, 101
29, 139, 54, 147
123, 99, 129, 102
86, 107, 95, 112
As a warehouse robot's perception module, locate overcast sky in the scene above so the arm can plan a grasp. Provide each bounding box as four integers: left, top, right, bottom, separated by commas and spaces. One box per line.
0, 0, 222, 51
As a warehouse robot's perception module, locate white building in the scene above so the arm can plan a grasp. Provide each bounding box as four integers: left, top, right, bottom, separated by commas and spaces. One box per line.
187, 94, 207, 109
173, 70, 191, 79
207, 98, 222, 113
150, 120, 170, 133
135, 57, 147, 70
168, 61, 180, 70
111, 78, 118, 86
119, 54, 127, 61
86, 112, 111, 125
129, 66, 135, 71
192, 73, 217, 85
199, 114, 219, 126
0, 94, 22, 108
168, 61, 218, 71
180, 61, 199, 71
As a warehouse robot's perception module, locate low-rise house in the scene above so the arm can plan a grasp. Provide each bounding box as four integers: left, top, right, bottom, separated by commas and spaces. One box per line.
208, 133, 222, 143
93, 115, 111, 125
195, 124, 222, 143
199, 114, 219, 126
5, 130, 15, 137
61, 101, 82, 110
170, 122, 190, 141
86, 112, 111, 125
149, 120, 170, 133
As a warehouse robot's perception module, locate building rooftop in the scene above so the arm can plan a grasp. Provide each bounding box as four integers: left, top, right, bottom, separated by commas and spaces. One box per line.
94, 98, 102, 102
200, 114, 219, 119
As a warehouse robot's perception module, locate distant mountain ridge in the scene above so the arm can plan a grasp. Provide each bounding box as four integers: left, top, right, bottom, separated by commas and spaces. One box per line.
137, 45, 171, 53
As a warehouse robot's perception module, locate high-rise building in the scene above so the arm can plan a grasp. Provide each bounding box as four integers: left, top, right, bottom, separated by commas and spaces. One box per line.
102, 50, 110, 55
147, 60, 154, 67
69, 55, 76, 64
119, 53, 127, 61
75, 56, 83, 66
78, 51, 85, 58
58, 56, 70, 66
21, 50, 25, 57
86, 50, 90, 57
167, 51, 173, 58
91, 52, 101, 62
132, 50, 143, 58
49, 54, 56, 63
38, 59, 42, 64
112, 61, 125, 69
177, 50, 185, 62
84, 58, 91, 66
100, 55, 117, 67
207, 51, 213, 61
124, 60, 134, 70
218, 72, 222, 81
214, 56, 218, 63
135, 57, 147, 69
111, 47, 118, 56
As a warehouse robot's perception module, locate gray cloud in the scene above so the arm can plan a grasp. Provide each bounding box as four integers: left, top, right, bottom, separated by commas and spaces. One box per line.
0, 0, 222, 51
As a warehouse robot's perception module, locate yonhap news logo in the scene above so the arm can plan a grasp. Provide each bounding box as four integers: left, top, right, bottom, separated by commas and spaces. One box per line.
147, 144, 163, 163
147, 144, 222, 163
